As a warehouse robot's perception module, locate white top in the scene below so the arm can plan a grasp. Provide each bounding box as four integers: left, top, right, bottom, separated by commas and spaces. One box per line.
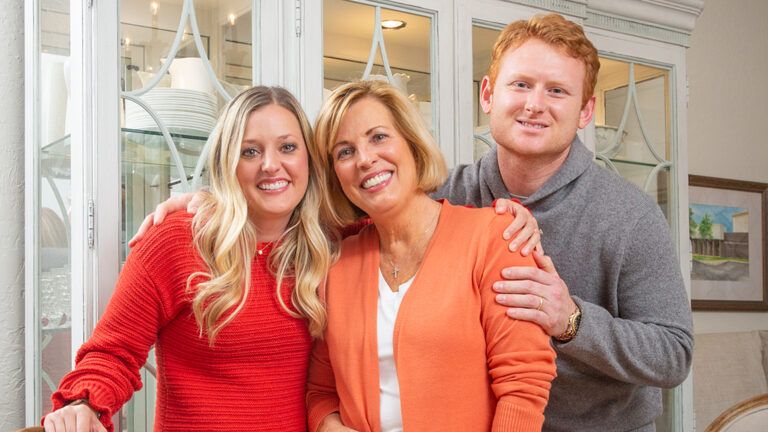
377, 270, 415, 432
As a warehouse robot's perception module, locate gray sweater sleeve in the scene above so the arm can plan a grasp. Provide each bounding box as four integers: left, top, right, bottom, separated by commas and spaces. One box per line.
557, 205, 693, 388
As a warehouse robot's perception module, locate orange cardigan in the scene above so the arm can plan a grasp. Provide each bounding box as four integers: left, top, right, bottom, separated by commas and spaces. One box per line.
307, 201, 556, 431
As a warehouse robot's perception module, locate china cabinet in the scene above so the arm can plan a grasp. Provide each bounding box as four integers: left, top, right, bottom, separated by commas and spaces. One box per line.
25, 0, 703, 430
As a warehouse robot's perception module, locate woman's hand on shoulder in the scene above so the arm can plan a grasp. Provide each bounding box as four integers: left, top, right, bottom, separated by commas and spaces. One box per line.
317, 413, 359, 432
128, 189, 208, 247
493, 199, 542, 256
43, 400, 106, 432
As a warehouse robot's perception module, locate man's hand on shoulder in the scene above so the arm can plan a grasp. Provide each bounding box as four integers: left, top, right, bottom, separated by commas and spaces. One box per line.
493, 251, 577, 338
493, 198, 543, 256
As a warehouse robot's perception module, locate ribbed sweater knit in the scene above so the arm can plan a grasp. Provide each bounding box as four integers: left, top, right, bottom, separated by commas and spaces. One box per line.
48, 212, 311, 431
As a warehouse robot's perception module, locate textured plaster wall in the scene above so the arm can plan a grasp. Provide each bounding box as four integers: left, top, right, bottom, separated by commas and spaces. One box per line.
0, 0, 26, 429
687, 0, 768, 333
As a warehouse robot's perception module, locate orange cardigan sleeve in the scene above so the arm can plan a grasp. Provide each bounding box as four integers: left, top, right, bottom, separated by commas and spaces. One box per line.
475, 213, 557, 432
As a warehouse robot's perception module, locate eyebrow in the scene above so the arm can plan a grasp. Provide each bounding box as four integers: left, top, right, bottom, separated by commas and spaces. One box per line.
365, 125, 386, 135
333, 124, 389, 147
507, 73, 574, 89
242, 134, 298, 144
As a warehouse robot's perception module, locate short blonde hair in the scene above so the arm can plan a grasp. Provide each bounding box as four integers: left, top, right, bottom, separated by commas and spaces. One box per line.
488, 13, 600, 107
314, 80, 447, 226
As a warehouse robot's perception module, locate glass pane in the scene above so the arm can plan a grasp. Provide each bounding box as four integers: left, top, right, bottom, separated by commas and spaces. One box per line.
595, 57, 671, 221
121, 130, 209, 256
471, 24, 501, 161
121, 1, 252, 95
323, 0, 433, 128
38, 0, 72, 418
118, 1, 250, 429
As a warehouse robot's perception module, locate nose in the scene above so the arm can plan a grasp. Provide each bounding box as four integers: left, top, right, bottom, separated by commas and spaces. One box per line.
261, 149, 281, 174
525, 89, 545, 114
356, 143, 377, 170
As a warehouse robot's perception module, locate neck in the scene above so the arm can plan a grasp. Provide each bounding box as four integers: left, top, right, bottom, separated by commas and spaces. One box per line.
251, 216, 292, 242
370, 193, 441, 251
497, 146, 571, 197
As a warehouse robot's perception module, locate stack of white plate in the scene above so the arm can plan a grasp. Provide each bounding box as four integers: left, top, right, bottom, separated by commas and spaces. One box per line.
125, 88, 218, 136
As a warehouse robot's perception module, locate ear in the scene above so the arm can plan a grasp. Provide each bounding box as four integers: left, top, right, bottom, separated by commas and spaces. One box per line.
578, 95, 596, 129
480, 76, 493, 114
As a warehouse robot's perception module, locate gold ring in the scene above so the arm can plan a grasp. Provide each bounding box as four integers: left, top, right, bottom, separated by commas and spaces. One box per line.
536, 296, 544, 311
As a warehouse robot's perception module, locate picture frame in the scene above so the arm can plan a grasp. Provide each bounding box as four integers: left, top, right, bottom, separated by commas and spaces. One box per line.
689, 175, 768, 311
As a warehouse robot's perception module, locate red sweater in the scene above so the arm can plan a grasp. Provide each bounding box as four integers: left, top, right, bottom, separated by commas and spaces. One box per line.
49, 212, 311, 431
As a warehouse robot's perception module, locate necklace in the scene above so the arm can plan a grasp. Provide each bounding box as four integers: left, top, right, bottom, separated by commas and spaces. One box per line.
383, 208, 440, 282
256, 242, 273, 256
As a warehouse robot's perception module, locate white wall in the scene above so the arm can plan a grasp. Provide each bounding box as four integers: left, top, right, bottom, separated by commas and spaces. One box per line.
0, 0, 26, 428
687, 0, 768, 334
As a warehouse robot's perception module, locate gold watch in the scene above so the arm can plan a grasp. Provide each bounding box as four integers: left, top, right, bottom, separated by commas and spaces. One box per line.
554, 305, 581, 342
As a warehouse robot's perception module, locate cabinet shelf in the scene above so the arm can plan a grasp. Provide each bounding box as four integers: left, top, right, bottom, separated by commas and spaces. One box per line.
41, 128, 209, 179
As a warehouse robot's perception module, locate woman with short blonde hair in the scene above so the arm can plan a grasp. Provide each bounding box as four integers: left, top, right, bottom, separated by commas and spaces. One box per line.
308, 81, 556, 431
315, 80, 447, 226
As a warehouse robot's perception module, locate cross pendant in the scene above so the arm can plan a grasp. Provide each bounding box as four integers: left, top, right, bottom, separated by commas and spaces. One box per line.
391, 266, 399, 280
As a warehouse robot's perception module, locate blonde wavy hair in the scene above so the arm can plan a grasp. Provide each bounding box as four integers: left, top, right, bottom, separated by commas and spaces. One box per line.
188, 86, 336, 344
314, 80, 447, 226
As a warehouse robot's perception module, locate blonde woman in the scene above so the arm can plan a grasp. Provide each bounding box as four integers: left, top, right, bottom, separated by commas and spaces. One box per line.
307, 80, 556, 431
43, 86, 336, 432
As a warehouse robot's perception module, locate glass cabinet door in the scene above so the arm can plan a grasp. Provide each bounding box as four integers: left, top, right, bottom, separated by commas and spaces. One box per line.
28, 0, 74, 421
117, 1, 256, 429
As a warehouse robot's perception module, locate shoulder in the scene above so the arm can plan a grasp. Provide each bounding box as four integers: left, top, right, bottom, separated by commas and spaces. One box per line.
433, 163, 478, 201
442, 201, 507, 225
437, 202, 512, 245
129, 211, 195, 262
583, 163, 661, 214
336, 223, 377, 264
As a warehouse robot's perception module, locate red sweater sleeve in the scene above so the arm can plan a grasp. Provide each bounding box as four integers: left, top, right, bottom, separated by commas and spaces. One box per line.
476, 213, 557, 432
46, 222, 184, 431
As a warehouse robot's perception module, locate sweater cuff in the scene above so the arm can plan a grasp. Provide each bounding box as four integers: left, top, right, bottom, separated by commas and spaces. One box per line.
307, 398, 341, 432
49, 384, 117, 432
492, 399, 545, 432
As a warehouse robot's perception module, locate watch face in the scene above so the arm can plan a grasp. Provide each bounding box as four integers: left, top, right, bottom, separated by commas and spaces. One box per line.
571, 309, 582, 335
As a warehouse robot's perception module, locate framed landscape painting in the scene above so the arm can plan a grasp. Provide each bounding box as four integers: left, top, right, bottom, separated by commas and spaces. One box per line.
689, 175, 768, 311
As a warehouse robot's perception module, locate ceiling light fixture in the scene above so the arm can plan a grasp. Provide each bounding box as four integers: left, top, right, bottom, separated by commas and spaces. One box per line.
381, 19, 406, 30
228, 13, 236, 26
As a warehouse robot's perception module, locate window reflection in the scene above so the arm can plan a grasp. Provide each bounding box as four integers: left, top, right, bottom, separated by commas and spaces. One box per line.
323, 0, 433, 128
471, 24, 501, 161
595, 57, 671, 218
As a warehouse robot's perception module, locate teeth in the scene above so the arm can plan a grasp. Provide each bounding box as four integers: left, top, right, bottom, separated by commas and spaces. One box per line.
362, 172, 392, 189
258, 180, 288, 190
520, 121, 545, 129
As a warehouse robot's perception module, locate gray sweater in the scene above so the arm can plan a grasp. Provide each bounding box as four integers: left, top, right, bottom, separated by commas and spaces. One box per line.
433, 138, 693, 432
